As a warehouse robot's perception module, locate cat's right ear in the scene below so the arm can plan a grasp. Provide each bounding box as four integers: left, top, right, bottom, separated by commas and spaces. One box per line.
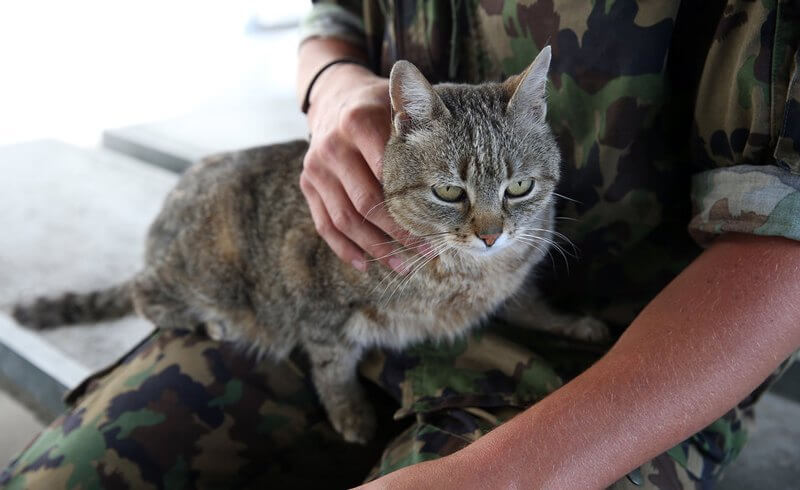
389, 61, 450, 136
504, 45, 551, 123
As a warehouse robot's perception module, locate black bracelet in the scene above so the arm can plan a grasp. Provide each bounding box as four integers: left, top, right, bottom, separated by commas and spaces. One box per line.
301, 58, 371, 114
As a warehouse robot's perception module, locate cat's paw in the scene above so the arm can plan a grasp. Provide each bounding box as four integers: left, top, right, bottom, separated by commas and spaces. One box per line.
328, 400, 376, 445
205, 321, 229, 341
563, 316, 610, 343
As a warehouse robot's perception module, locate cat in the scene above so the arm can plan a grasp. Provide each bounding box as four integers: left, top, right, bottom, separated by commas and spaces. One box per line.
13, 47, 607, 444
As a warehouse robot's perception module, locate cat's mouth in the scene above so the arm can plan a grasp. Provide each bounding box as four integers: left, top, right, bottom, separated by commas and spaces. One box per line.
455, 234, 510, 257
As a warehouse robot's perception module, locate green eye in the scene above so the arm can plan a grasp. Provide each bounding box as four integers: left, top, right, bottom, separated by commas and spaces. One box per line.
505, 179, 534, 198
432, 185, 465, 202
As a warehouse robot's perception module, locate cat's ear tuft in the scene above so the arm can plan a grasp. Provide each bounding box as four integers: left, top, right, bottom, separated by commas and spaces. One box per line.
389, 60, 449, 135
505, 45, 551, 122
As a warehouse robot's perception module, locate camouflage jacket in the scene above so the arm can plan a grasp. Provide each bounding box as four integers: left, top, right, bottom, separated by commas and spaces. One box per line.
302, 0, 800, 329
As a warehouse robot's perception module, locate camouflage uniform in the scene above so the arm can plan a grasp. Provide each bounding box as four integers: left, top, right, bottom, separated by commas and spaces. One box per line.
3, 0, 800, 488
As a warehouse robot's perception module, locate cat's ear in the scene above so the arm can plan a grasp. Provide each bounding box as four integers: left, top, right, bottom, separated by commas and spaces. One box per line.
505, 46, 551, 122
389, 60, 449, 135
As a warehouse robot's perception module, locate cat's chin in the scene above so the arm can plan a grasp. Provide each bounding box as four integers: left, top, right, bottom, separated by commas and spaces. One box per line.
457, 235, 513, 258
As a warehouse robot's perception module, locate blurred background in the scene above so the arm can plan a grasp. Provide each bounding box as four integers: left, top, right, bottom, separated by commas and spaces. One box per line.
0, 0, 307, 148
0, 2, 797, 488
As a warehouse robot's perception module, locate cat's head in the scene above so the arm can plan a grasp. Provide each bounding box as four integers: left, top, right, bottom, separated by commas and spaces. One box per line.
382, 47, 560, 259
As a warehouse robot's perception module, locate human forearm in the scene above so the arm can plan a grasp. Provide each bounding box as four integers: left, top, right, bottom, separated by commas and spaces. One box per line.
296, 37, 368, 108
452, 233, 800, 488
364, 233, 800, 489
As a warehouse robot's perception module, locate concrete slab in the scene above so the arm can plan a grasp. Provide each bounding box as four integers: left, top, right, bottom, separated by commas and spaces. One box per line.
103, 96, 306, 172
0, 389, 43, 467
718, 393, 800, 489
771, 362, 800, 403
0, 140, 178, 382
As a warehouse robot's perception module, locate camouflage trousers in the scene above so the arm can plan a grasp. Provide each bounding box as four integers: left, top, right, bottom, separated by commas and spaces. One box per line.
0, 326, 779, 490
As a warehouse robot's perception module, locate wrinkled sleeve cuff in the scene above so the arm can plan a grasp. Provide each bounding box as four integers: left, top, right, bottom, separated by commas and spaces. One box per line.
689, 165, 800, 247
299, 4, 366, 47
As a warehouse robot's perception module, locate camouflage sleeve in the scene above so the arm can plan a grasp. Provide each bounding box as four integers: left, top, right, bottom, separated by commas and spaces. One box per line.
688, 0, 800, 247
299, 1, 366, 47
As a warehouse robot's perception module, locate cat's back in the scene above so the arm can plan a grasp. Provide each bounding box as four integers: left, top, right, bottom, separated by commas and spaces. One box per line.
145, 140, 310, 269
181, 140, 308, 204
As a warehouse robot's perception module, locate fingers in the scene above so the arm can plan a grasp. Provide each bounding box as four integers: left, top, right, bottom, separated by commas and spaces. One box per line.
339, 99, 392, 178
300, 174, 367, 271
300, 74, 416, 272
327, 147, 411, 246
301, 160, 409, 273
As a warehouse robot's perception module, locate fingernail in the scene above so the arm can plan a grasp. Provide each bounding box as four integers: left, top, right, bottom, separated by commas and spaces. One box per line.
388, 257, 408, 274
351, 259, 367, 272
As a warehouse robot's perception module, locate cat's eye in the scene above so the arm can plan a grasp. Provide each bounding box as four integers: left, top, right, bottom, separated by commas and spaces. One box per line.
505, 179, 534, 198
432, 185, 465, 202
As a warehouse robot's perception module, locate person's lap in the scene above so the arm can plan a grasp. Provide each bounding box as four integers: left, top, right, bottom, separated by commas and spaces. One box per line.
0, 328, 759, 489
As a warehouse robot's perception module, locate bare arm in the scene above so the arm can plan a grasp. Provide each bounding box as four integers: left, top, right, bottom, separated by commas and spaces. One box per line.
361, 232, 800, 488
297, 38, 409, 273
296, 37, 367, 104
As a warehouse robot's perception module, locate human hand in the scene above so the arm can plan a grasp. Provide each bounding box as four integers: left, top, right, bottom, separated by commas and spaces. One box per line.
300, 63, 415, 273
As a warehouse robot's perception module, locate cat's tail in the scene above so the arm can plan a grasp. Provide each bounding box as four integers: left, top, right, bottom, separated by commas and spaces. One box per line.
12, 281, 134, 329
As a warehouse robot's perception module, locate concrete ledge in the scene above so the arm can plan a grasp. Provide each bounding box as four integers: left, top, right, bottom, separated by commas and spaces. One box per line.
0, 140, 174, 416
103, 96, 307, 172
0, 314, 89, 390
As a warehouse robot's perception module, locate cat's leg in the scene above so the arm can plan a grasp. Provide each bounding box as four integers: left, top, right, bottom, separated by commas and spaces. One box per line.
499, 296, 610, 342
304, 340, 376, 444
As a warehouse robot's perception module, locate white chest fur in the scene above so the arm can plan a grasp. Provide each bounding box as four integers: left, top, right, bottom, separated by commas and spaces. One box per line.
346, 253, 533, 349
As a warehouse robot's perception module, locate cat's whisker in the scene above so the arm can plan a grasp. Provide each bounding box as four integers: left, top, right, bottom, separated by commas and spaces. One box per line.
363, 198, 391, 215
526, 215, 579, 224
380, 240, 450, 305
514, 237, 556, 271
517, 228, 578, 256
517, 226, 575, 245
552, 192, 582, 204
514, 237, 548, 259
555, 215, 579, 222
367, 238, 450, 295
368, 230, 450, 248
383, 242, 450, 306
516, 234, 571, 273
517, 235, 576, 261
373, 239, 448, 299
366, 241, 433, 262
519, 234, 571, 262
393, 248, 448, 302
362, 195, 407, 221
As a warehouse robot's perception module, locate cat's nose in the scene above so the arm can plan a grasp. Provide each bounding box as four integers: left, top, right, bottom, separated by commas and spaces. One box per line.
478, 233, 501, 247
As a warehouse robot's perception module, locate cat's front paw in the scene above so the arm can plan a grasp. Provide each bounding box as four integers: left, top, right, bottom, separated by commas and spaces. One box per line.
205, 321, 228, 341
328, 399, 376, 445
563, 316, 610, 343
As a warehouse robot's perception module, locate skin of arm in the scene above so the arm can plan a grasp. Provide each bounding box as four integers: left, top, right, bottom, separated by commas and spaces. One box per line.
358, 232, 800, 489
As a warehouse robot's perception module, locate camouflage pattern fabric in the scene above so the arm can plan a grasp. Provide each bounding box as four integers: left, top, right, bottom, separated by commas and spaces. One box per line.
5, 328, 789, 489
3, 1, 799, 489
302, 0, 800, 324
305, 4, 800, 485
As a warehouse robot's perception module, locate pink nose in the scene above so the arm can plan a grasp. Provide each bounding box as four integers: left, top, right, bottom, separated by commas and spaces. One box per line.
478, 233, 501, 247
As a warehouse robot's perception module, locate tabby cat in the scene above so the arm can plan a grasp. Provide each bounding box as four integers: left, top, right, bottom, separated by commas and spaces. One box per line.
14, 47, 606, 443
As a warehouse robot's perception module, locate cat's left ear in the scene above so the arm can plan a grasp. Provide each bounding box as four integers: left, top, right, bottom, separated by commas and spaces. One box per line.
389, 60, 450, 135
505, 45, 551, 122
